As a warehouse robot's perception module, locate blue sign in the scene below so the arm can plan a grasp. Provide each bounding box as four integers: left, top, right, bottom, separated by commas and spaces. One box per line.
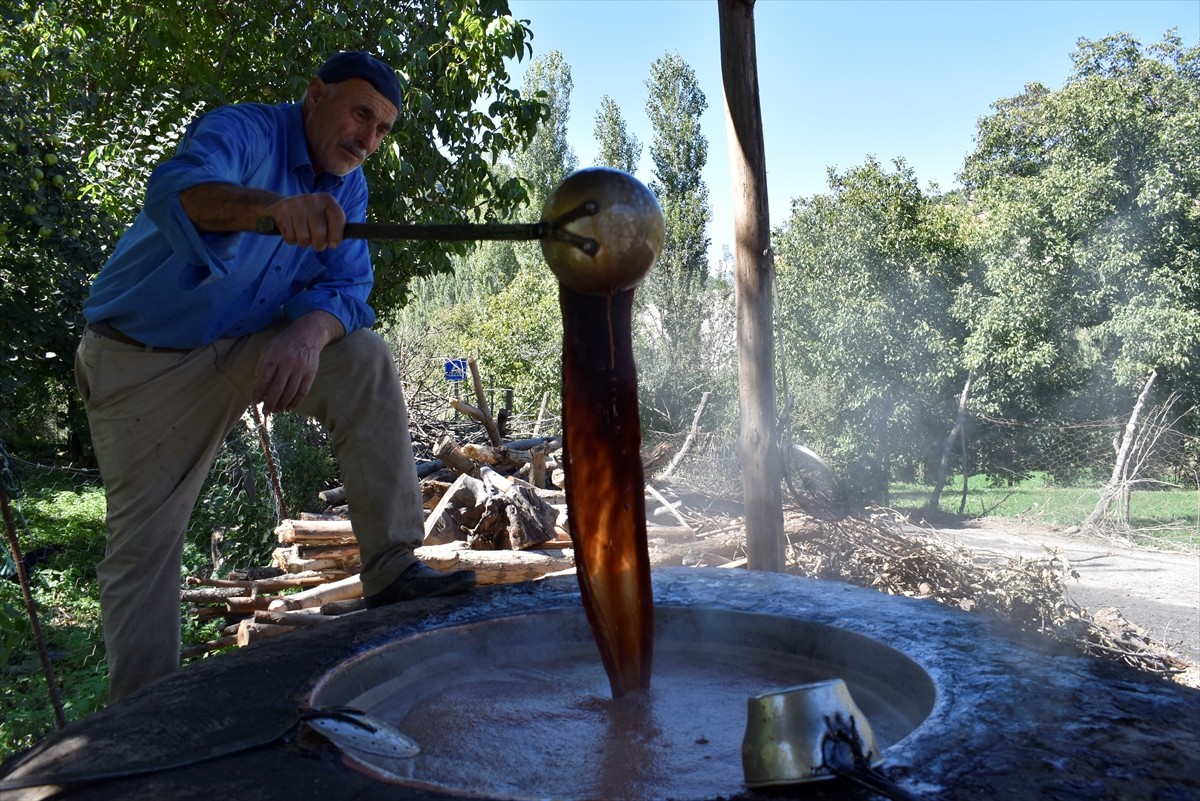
444, 358, 468, 382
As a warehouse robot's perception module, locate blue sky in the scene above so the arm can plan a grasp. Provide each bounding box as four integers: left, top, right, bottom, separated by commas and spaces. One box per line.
506, 0, 1198, 263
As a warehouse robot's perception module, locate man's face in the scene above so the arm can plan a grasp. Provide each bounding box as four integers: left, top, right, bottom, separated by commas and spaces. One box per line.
303, 77, 398, 176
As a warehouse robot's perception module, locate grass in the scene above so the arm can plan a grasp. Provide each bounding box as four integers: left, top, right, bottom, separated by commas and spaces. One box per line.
1, 474, 109, 759
890, 472, 1200, 548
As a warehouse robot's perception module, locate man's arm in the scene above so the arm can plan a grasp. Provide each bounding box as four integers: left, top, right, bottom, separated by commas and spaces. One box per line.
180, 182, 348, 252
178, 182, 360, 411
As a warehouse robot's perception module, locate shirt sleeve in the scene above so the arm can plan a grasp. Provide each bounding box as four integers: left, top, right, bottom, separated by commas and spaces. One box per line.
142, 106, 272, 281
283, 174, 377, 334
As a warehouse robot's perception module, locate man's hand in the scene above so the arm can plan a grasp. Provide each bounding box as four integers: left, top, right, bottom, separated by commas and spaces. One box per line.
254, 311, 345, 414
263, 193, 346, 252
179, 184, 347, 252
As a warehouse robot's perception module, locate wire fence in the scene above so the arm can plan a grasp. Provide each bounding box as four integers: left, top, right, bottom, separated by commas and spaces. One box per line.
951, 401, 1200, 535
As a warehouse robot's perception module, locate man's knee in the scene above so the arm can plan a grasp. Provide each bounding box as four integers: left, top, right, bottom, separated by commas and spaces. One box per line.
308, 329, 401, 414
329, 328, 393, 367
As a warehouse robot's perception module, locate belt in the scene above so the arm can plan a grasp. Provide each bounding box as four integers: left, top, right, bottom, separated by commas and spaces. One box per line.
86, 322, 190, 353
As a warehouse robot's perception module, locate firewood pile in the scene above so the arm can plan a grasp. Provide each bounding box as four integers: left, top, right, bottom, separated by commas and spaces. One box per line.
781, 506, 1194, 685
181, 366, 737, 657
179, 427, 748, 659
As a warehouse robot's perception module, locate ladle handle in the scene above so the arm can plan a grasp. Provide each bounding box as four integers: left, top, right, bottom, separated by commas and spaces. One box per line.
255, 217, 547, 243
834, 766, 925, 801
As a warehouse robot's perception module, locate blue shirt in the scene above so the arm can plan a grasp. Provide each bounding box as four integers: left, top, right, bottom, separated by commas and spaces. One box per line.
83, 101, 376, 349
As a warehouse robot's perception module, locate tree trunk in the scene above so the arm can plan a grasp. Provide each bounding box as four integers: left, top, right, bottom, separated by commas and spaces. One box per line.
928, 371, 974, 512
1084, 371, 1157, 532
957, 416, 970, 516
719, 0, 784, 572
876, 393, 894, 507
533, 391, 552, 436
250, 405, 287, 521
660, 391, 710, 479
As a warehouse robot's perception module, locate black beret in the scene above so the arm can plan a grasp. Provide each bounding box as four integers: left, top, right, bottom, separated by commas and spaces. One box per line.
316, 51, 402, 111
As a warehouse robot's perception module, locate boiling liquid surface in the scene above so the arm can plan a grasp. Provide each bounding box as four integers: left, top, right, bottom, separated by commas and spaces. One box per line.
339, 640, 907, 800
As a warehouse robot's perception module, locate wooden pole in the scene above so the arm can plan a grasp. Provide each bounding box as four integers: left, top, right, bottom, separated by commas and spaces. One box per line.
719, 0, 785, 571
467, 358, 503, 445
1, 481, 67, 728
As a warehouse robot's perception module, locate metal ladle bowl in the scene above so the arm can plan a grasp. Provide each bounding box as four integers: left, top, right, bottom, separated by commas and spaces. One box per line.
742, 678, 881, 786
743, 679, 923, 801
540, 167, 665, 295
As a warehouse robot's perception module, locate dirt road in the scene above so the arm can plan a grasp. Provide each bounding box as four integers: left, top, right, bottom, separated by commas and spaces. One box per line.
934, 518, 1199, 667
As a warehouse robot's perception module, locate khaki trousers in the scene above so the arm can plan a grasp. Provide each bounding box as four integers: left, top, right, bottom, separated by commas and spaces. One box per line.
75, 324, 422, 702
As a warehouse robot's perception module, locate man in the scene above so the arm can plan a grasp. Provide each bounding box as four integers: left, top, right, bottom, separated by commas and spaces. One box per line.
76, 51, 475, 703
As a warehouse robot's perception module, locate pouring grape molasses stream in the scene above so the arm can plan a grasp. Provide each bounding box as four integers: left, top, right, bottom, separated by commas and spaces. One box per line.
540, 168, 665, 698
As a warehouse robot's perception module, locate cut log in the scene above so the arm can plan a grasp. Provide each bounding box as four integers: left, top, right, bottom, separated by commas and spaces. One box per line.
193, 605, 234, 623
460, 442, 531, 471
225, 596, 278, 615
417, 541, 574, 584
227, 566, 286, 582
181, 635, 238, 660
292, 544, 361, 560
185, 572, 333, 593
422, 467, 558, 551
646, 531, 744, 568
423, 472, 489, 545
529, 444, 547, 489
267, 574, 364, 612
646, 483, 693, 532
434, 434, 479, 477
645, 524, 700, 541
421, 479, 453, 509
318, 486, 347, 506
236, 619, 296, 647
275, 519, 355, 545
272, 545, 361, 574
253, 609, 334, 628
181, 586, 251, 603
321, 598, 365, 616
468, 468, 558, 550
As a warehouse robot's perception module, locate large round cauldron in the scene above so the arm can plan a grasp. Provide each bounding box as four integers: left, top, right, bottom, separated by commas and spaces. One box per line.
2, 569, 1198, 800
307, 606, 932, 799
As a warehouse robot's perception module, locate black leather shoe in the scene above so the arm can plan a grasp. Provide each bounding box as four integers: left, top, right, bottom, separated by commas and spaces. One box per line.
363, 561, 477, 608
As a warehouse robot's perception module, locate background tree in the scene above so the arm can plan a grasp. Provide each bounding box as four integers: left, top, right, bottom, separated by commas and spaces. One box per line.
640, 51, 717, 432
0, 66, 118, 458
962, 31, 1199, 407
593, 94, 642, 174
393, 48, 578, 421
461, 49, 579, 414
957, 30, 1199, 481
512, 49, 578, 216
773, 158, 972, 502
